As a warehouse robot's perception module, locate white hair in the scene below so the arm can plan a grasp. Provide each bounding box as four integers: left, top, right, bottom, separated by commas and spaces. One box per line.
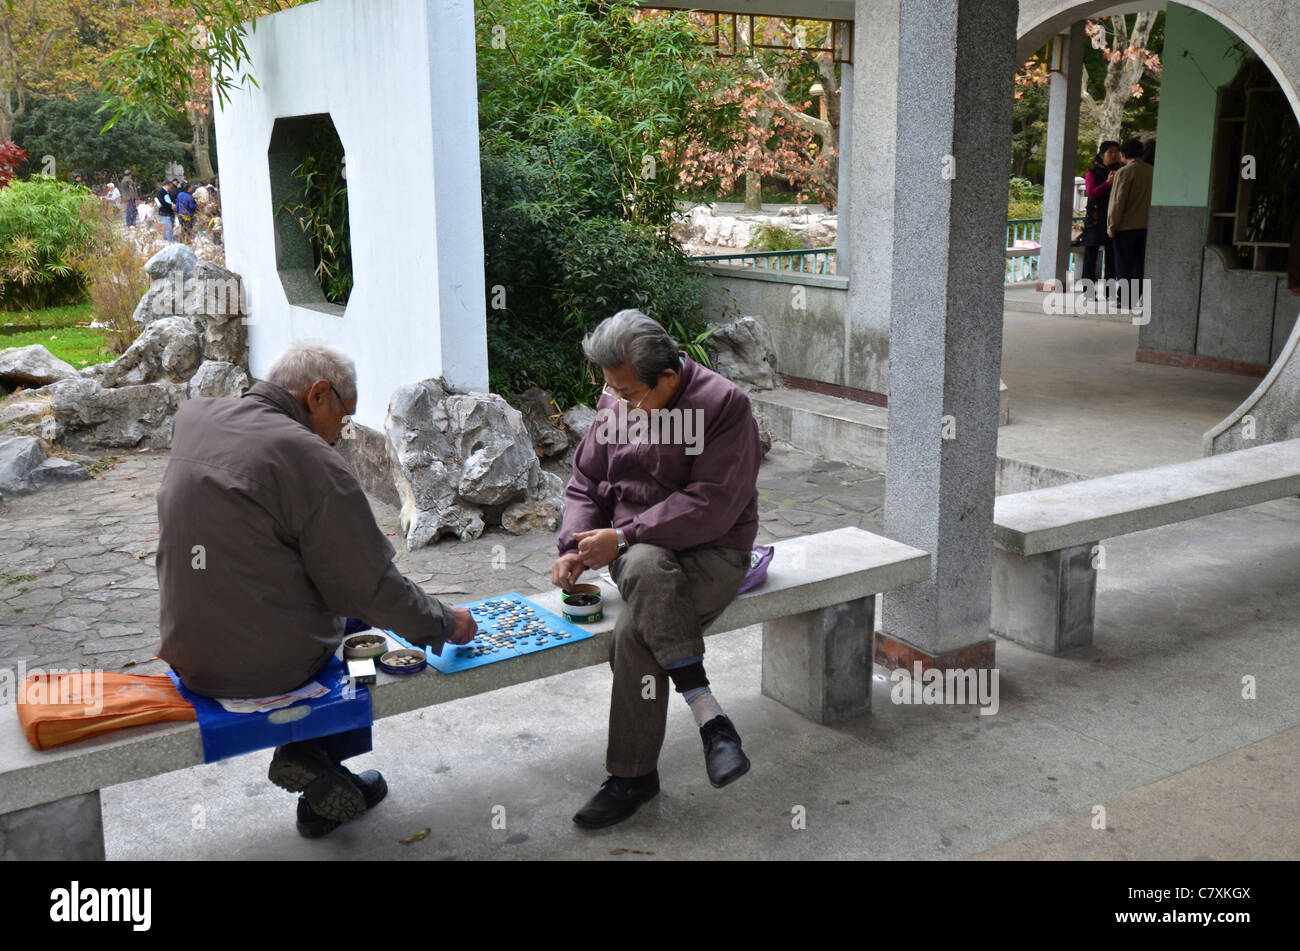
264, 341, 357, 407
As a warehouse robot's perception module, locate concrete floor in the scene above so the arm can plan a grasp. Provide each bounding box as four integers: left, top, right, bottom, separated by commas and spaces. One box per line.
998, 304, 1261, 477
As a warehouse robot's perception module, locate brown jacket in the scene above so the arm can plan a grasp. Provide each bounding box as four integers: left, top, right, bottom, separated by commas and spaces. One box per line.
156, 381, 456, 697
1108, 158, 1154, 234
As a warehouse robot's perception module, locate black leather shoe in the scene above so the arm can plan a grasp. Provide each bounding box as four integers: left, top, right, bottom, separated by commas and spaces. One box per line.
269, 740, 366, 822
296, 768, 388, 838
700, 715, 750, 788
572, 771, 660, 830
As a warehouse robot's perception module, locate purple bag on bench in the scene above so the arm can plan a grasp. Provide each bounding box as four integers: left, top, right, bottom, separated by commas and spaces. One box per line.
737, 545, 775, 595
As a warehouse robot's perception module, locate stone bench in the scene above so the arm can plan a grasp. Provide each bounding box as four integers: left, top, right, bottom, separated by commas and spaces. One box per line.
0, 526, 929, 859
990, 439, 1300, 654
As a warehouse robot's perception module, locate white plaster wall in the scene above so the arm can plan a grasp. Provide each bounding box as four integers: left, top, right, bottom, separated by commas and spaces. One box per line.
212, 0, 487, 430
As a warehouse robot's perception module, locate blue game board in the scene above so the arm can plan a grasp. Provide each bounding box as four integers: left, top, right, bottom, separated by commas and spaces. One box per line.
384, 593, 596, 674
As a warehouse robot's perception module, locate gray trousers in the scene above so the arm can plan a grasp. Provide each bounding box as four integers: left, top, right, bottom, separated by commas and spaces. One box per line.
605, 544, 751, 777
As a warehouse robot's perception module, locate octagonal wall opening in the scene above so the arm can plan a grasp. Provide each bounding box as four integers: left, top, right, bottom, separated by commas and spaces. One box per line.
268, 113, 353, 315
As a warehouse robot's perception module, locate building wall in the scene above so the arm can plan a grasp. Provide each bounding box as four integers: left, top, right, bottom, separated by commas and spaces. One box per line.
211, 0, 487, 430
1138, 3, 1296, 370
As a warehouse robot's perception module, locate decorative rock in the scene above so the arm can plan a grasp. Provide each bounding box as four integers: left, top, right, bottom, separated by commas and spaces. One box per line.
0, 436, 91, 495
501, 497, 563, 535
97, 316, 202, 388
191, 260, 248, 367
753, 406, 774, 457
562, 404, 597, 443
0, 345, 79, 388
513, 387, 568, 459
706, 315, 781, 391
385, 378, 555, 548
48, 378, 188, 450
0, 436, 46, 493
32, 456, 92, 490
143, 243, 199, 282
189, 360, 250, 398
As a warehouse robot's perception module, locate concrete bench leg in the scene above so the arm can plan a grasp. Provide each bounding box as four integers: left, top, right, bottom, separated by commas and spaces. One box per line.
0, 791, 105, 860
761, 596, 873, 724
991, 544, 1097, 655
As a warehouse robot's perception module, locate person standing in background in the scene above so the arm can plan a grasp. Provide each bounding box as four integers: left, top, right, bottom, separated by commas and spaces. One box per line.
120, 171, 140, 228
1082, 140, 1121, 300
156, 179, 176, 243
1108, 139, 1155, 309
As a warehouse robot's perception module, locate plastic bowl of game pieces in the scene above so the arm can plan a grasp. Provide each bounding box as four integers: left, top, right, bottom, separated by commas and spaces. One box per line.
561, 584, 603, 623
343, 633, 388, 660
378, 648, 428, 675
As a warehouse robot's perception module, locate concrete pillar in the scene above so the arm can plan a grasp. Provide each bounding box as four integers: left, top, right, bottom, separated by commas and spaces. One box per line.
877, 0, 1018, 668
844, 0, 901, 395
990, 545, 1097, 654
1038, 26, 1085, 287
0, 791, 105, 860
836, 62, 854, 274
761, 597, 874, 723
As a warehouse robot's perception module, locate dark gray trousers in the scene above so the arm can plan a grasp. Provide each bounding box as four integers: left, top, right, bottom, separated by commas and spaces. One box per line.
605, 544, 750, 777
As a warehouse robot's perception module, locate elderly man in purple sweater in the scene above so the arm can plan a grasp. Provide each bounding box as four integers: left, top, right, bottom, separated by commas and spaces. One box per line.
552, 309, 763, 829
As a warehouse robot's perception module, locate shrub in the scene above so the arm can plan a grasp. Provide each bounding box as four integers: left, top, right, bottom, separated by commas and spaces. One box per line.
0, 175, 98, 310
748, 223, 806, 252
67, 200, 149, 356
481, 136, 709, 407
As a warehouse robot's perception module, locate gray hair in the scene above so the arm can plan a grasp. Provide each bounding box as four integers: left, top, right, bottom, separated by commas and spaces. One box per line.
582, 309, 680, 388
265, 341, 357, 407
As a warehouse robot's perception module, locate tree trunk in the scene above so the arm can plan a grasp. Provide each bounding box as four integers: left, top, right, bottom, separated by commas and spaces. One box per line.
743, 170, 762, 211
187, 104, 215, 181
1087, 13, 1158, 143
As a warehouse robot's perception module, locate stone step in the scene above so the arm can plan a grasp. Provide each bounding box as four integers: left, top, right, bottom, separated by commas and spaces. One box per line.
752, 386, 1085, 495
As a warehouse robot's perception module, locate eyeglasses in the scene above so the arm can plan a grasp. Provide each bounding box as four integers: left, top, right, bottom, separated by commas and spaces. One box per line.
603, 384, 651, 410
329, 384, 352, 423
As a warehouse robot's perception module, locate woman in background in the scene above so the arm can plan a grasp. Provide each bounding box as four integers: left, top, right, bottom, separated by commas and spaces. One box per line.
1082, 140, 1121, 299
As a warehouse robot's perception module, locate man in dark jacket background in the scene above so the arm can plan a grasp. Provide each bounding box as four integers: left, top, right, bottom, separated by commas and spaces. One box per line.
552, 310, 762, 829
156, 342, 476, 837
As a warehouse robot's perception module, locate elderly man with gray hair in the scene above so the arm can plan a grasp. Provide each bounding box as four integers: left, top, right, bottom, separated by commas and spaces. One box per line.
156, 342, 477, 838
553, 309, 763, 829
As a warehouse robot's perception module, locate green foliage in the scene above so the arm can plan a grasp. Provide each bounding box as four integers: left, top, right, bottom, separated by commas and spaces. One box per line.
477, 0, 734, 233
478, 1, 730, 407
748, 223, 806, 252
12, 86, 188, 182
1008, 177, 1044, 220
481, 136, 710, 407
97, 1, 292, 132
280, 124, 352, 305
0, 176, 98, 310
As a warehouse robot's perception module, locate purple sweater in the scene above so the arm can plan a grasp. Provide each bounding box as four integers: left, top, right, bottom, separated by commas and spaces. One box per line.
557, 355, 761, 555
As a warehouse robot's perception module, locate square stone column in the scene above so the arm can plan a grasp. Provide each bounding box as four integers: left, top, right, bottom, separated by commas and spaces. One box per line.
1038, 25, 1085, 287
845, 0, 902, 395
835, 61, 854, 275
877, 0, 1018, 670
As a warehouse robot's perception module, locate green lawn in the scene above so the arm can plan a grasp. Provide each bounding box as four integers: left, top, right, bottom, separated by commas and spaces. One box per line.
0, 302, 113, 368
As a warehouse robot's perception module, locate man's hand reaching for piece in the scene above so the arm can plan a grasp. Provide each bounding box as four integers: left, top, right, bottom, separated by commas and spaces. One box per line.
551, 552, 587, 591
448, 606, 477, 645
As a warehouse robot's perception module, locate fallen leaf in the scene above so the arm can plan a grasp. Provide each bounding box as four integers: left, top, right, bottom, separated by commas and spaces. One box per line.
386, 531, 396, 536
121, 660, 136, 668
399, 828, 430, 845
610, 848, 655, 856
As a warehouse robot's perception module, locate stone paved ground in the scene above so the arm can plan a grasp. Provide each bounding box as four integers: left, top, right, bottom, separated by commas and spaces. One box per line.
0, 444, 883, 689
